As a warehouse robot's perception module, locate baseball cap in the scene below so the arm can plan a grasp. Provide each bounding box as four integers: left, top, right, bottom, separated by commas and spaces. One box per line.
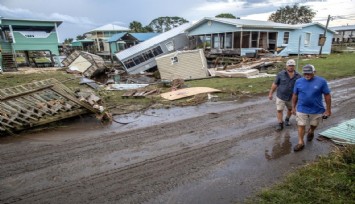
286, 59, 296, 66
302, 64, 315, 74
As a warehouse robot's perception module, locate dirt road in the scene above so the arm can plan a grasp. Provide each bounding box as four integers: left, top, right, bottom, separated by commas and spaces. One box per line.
1, 77, 355, 204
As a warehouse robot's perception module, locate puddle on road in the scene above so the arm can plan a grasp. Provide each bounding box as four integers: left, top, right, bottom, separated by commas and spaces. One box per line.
149, 129, 333, 204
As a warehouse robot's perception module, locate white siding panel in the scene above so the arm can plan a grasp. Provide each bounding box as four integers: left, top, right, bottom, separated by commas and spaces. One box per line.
156, 49, 208, 80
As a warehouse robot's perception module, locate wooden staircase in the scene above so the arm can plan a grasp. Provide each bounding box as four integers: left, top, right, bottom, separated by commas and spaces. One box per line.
1, 53, 17, 72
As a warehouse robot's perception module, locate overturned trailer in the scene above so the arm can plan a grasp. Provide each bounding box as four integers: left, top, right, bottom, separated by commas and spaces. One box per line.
115, 23, 191, 74
0, 78, 97, 135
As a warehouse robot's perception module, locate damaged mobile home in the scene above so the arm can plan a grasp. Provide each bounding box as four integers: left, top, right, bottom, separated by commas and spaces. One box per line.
115, 23, 191, 74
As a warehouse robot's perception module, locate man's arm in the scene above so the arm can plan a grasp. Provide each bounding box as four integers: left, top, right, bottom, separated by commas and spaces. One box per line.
324, 93, 332, 116
291, 93, 298, 115
268, 83, 278, 100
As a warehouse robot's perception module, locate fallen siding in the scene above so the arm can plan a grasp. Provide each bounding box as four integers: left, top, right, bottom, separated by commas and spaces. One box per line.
156, 49, 209, 80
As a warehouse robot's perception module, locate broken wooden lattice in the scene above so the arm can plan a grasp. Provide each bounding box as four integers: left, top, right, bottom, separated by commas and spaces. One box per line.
0, 78, 97, 134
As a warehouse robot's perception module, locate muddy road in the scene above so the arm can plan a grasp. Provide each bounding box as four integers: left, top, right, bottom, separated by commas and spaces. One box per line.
1, 77, 355, 204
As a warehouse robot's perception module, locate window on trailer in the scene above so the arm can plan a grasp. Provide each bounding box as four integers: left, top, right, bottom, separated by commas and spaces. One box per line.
283, 32, 290, 44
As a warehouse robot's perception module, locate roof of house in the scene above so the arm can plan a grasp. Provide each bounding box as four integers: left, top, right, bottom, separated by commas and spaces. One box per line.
185, 17, 336, 34
186, 17, 298, 30
87, 24, 130, 33
0, 17, 62, 26
71, 39, 94, 46
329, 25, 355, 31
131, 33, 160, 41
116, 23, 192, 60
107, 32, 127, 42
294, 22, 337, 33
107, 32, 159, 43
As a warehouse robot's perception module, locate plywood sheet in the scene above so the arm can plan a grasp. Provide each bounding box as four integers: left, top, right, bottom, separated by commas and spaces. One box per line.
160, 87, 221, 101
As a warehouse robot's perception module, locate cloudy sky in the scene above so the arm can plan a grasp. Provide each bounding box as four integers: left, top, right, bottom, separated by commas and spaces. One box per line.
1, 0, 354, 42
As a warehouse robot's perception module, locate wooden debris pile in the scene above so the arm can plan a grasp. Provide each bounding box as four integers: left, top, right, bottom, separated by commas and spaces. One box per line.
0, 78, 102, 135
121, 88, 160, 99
62, 51, 105, 78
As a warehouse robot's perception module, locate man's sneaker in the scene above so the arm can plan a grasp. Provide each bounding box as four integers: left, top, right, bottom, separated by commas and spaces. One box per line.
285, 118, 290, 126
276, 122, 284, 131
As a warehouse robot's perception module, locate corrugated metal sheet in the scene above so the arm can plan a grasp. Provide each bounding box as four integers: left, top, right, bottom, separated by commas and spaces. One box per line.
155, 49, 208, 80
116, 23, 192, 61
319, 118, 355, 145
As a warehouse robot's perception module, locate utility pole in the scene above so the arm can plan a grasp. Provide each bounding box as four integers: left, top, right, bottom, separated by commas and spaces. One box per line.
319, 15, 331, 55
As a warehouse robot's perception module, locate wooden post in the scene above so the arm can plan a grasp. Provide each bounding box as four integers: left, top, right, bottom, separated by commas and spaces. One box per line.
319, 15, 331, 55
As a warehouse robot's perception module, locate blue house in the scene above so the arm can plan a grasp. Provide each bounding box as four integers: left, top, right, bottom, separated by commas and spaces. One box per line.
185, 17, 335, 56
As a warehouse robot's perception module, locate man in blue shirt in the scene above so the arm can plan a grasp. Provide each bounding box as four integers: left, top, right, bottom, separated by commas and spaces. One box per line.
269, 59, 301, 131
292, 64, 332, 152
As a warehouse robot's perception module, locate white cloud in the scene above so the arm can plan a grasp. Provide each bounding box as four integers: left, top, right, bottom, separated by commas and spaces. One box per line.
0, 4, 96, 28
195, 1, 245, 11
50, 13, 96, 28
0, 4, 36, 18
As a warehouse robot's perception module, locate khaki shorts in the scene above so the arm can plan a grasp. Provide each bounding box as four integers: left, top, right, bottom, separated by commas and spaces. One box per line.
296, 112, 323, 126
276, 97, 292, 111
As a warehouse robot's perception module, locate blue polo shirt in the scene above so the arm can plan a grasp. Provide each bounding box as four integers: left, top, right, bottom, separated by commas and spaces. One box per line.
293, 76, 331, 114
275, 70, 301, 101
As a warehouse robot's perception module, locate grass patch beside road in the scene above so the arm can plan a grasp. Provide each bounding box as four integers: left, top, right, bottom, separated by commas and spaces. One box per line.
297, 53, 355, 80
247, 145, 355, 204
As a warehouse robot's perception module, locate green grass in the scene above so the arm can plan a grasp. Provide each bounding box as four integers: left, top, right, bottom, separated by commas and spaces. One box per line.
247, 145, 355, 204
297, 53, 355, 80
0, 69, 79, 89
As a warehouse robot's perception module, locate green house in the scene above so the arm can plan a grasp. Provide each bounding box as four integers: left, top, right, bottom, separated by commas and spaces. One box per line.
0, 17, 62, 71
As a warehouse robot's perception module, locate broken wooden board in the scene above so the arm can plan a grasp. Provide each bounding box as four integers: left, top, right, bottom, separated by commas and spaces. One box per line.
160, 87, 221, 101
106, 84, 149, 90
0, 78, 98, 134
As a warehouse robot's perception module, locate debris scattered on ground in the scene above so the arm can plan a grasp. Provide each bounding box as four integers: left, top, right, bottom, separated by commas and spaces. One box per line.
121, 88, 160, 99
79, 77, 101, 89
106, 83, 150, 90
62, 51, 105, 78
213, 68, 260, 78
